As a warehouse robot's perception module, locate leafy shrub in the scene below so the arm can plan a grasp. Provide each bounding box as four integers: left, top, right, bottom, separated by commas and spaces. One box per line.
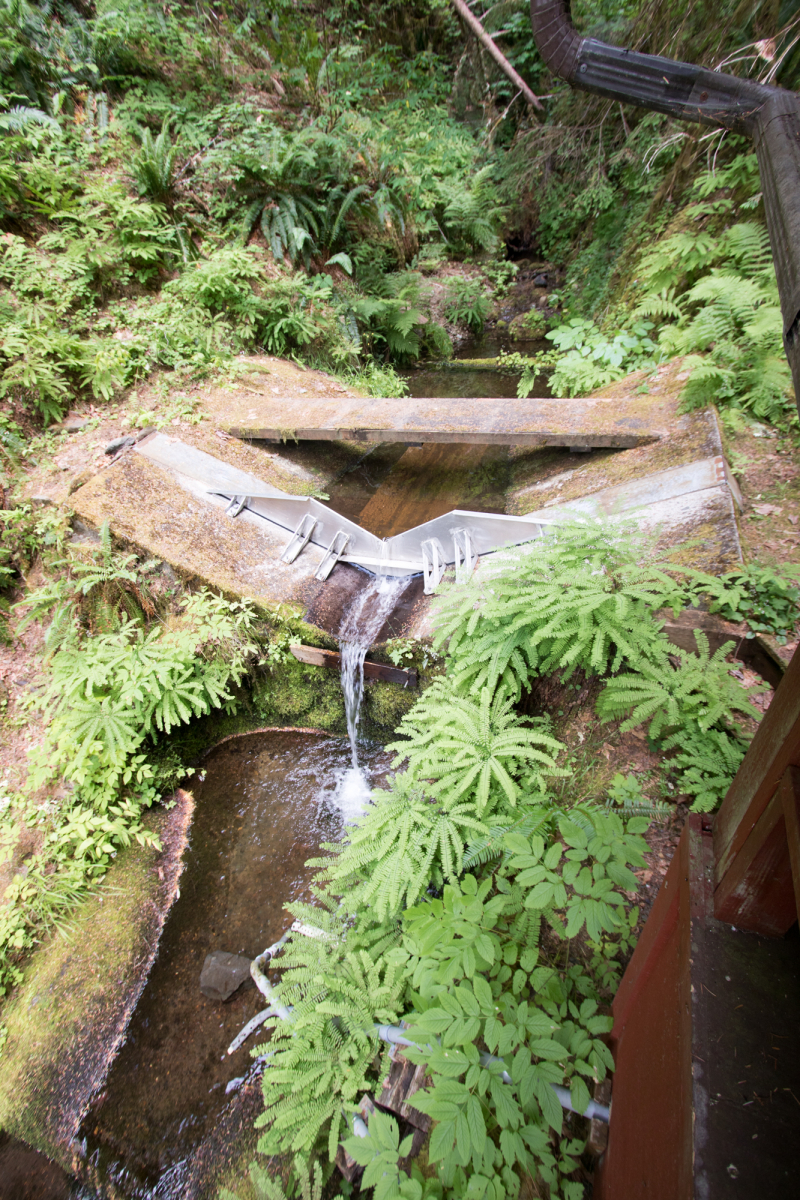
482, 259, 519, 297
659, 725, 746, 814
166, 248, 351, 361
515, 318, 660, 399
596, 630, 763, 741
341, 1110, 441, 1200
257, 796, 645, 1198
443, 278, 491, 333
690, 562, 800, 642
435, 165, 505, 256
432, 522, 760, 814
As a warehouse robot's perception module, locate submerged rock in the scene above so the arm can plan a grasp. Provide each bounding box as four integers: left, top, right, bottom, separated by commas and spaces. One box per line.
200, 951, 252, 1001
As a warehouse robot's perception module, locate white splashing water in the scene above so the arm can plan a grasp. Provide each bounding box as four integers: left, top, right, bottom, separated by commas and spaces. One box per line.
335, 574, 407, 818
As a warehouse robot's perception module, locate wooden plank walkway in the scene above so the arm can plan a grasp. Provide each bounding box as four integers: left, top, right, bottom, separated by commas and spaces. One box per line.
222, 394, 664, 448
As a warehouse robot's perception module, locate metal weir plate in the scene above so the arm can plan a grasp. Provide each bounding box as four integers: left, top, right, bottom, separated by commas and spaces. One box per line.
134, 434, 741, 595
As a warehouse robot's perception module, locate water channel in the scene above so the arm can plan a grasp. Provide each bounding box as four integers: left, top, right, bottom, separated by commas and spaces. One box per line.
79, 731, 392, 1197
15, 333, 567, 1199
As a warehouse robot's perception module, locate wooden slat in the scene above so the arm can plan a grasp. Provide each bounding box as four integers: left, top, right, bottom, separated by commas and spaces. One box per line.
220, 394, 663, 448
289, 643, 417, 686
377, 1052, 431, 1132
713, 778, 797, 935
713, 643, 800, 886
780, 764, 800, 923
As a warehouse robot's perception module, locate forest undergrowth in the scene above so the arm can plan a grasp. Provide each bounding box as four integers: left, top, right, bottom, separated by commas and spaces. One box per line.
224, 520, 773, 1200
1, 0, 800, 1196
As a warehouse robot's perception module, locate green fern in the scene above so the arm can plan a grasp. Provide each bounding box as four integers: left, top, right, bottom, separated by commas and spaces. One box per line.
220, 1159, 325, 1200
661, 725, 747, 813
17, 520, 157, 651
596, 630, 764, 739
388, 681, 567, 815
433, 521, 681, 699
314, 771, 487, 921
635, 212, 794, 424
256, 936, 403, 1163
131, 120, 178, 206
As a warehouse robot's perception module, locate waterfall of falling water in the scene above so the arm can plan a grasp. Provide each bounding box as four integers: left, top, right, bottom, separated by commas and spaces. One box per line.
335, 574, 407, 818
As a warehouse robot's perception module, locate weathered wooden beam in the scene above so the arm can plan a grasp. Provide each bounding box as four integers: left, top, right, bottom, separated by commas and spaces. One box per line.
289, 644, 417, 687
713, 767, 800, 935
219, 393, 664, 448
713, 645, 800, 888
377, 1052, 431, 1132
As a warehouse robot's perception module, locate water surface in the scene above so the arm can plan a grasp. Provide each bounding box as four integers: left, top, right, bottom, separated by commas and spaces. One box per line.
82, 732, 391, 1194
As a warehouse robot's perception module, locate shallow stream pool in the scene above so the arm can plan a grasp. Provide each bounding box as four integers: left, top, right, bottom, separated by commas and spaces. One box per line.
80, 731, 391, 1196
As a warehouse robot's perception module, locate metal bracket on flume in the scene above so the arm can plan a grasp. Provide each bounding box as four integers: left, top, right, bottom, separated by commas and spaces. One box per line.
315, 530, 350, 581
225, 494, 249, 518
281, 513, 318, 564
421, 538, 447, 595
453, 528, 476, 583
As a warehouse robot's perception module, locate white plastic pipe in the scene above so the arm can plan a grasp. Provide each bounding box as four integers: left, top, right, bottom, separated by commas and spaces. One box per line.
374, 1026, 610, 1123
227, 1006, 279, 1055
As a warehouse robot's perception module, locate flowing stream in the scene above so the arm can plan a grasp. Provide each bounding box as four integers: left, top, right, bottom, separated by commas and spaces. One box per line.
334, 574, 408, 818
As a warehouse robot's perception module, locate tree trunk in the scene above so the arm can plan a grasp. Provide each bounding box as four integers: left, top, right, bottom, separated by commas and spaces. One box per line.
450, 0, 543, 111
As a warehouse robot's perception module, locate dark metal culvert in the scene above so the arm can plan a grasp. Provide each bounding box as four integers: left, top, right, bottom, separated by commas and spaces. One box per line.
529, 0, 800, 417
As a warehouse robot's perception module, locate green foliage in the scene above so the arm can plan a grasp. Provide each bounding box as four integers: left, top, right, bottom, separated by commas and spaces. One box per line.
660, 725, 746, 814
632, 159, 795, 425
131, 119, 179, 206
389, 681, 566, 815
690, 562, 800, 642
350, 269, 451, 363
342, 1110, 442, 1200
220, 1158, 331, 1200
514, 318, 660, 399
443, 278, 491, 333
0, 588, 258, 996
0, 503, 68, 638
433, 521, 681, 698
596, 630, 765, 740
255, 920, 404, 1162
16, 520, 159, 652
482, 259, 519, 297
314, 771, 486, 922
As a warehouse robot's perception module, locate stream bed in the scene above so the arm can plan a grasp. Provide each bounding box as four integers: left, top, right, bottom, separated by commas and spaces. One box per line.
80, 731, 391, 1197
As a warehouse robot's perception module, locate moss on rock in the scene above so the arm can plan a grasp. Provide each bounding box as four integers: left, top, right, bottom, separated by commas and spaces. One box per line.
509, 309, 548, 341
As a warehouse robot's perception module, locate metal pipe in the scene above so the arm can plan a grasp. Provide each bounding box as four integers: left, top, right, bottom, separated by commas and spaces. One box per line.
528, 0, 800, 417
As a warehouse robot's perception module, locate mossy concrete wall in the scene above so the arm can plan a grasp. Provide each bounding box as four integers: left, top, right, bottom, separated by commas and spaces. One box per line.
0, 792, 193, 1175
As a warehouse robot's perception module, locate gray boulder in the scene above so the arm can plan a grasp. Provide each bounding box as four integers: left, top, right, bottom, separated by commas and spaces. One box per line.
199, 950, 252, 1001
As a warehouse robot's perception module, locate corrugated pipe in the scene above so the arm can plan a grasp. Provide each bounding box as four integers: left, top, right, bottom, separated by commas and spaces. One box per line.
528, 0, 800, 417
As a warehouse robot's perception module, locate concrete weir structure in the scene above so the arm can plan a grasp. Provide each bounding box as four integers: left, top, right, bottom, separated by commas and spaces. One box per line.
4, 354, 750, 1197
69, 359, 743, 631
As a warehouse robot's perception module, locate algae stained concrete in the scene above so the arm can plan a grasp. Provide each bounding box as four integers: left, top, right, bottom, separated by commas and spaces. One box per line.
0, 793, 193, 1176
69, 449, 338, 615
507, 359, 743, 574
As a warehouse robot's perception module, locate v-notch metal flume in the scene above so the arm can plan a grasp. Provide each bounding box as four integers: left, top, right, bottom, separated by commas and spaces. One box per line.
134, 433, 740, 594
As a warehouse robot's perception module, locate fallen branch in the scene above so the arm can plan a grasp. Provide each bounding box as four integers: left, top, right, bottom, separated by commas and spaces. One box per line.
450, 0, 543, 111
